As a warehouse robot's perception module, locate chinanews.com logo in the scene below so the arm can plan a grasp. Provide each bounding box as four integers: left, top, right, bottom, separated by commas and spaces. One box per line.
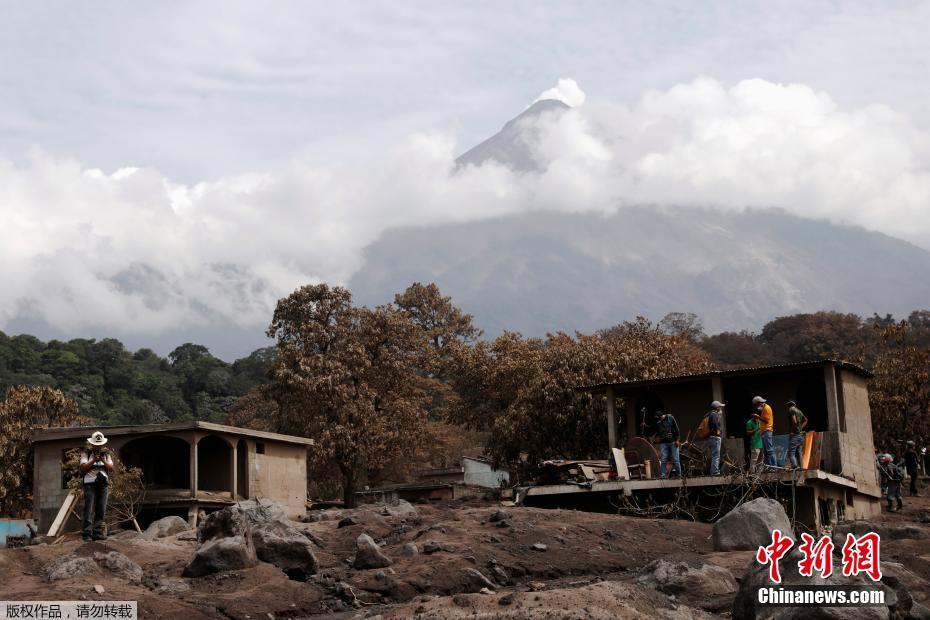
754, 529, 885, 607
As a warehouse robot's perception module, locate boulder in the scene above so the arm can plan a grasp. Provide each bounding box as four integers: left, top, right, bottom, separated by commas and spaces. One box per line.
251, 520, 318, 580
713, 498, 792, 551
402, 542, 419, 557
489, 509, 512, 523
531, 543, 548, 552
378, 500, 418, 519
637, 559, 737, 598
461, 568, 496, 593
46, 554, 101, 582
182, 535, 258, 577
423, 541, 452, 554
338, 516, 360, 528
230, 498, 289, 525
154, 577, 191, 595
93, 551, 143, 583
189, 501, 318, 579
197, 506, 251, 543
354, 533, 392, 569
733, 549, 894, 619
142, 516, 190, 540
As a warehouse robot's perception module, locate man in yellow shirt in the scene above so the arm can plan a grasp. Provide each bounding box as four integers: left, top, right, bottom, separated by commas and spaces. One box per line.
752, 396, 777, 466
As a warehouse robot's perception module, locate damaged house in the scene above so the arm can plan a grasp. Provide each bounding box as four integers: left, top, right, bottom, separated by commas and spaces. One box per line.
523, 360, 881, 531
32, 421, 313, 532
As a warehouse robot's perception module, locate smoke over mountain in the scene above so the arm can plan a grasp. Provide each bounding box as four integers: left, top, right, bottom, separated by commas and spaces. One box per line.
3, 77, 930, 356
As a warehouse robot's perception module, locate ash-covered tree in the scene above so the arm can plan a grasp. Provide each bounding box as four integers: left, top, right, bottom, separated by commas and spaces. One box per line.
450, 318, 713, 475
658, 312, 706, 344
869, 321, 930, 448
394, 282, 481, 422
265, 284, 430, 506
0, 386, 90, 517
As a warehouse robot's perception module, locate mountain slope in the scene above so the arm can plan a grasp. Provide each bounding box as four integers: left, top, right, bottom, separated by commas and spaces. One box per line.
455, 98, 570, 171
349, 206, 930, 335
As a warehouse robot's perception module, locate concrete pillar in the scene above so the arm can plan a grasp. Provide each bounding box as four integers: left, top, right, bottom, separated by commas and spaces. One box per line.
606, 387, 617, 450
230, 440, 238, 498
190, 434, 198, 498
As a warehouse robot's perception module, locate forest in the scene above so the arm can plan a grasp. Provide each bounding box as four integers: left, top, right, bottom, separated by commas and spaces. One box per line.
1, 286, 928, 507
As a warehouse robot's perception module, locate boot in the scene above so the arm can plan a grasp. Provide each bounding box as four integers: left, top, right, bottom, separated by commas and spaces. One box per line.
897, 499, 904, 511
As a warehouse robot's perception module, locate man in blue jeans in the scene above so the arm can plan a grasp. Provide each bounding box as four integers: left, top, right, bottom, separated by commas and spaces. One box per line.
79, 431, 113, 541
653, 410, 681, 479
705, 401, 725, 475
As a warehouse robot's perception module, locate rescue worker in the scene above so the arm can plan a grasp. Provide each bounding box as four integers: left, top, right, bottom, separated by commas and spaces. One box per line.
751, 396, 776, 466
905, 440, 920, 496
704, 401, 724, 475
652, 410, 681, 480
787, 400, 807, 469
879, 454, 904, 512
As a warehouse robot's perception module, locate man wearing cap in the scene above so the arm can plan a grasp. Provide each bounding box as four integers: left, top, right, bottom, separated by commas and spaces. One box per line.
787, 400, 807, 469
751, 396, 776, 466
704, 401, 725, 475
879, 454, 904, 512
79, 431, 113, 541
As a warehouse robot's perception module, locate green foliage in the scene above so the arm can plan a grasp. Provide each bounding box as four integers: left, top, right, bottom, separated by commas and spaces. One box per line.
0, 331, 274, 426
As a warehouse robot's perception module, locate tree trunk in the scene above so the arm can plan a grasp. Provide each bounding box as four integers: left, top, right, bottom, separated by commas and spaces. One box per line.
342, 470, 357, 508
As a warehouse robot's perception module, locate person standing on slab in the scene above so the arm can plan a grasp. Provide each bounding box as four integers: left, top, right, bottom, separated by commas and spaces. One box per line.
752, 396, 777, 466
652, 410, 681, 480
704, 401, 724, 475
79, 431, 114, 541
787, 400, 808, 469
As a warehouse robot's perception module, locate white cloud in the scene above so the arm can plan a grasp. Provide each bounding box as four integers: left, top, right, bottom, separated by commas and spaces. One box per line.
535, 78, 587, 108
2, 77, 929, 344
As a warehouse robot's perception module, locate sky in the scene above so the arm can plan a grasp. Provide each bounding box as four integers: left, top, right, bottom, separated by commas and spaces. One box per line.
2, 1, 930, 359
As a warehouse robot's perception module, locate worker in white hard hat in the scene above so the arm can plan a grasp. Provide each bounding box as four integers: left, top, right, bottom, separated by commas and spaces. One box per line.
79, 431, 114, 541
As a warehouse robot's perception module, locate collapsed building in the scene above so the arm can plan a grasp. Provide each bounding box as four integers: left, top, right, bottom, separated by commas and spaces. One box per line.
32, 421, 313, 532
521, 360, 881, 531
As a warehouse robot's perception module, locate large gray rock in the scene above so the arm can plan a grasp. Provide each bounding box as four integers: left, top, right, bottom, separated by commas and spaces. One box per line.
189, 501, 317, 579
733, 549, 892, 619
252, 520, 318, 580
93, 551, 143, 583
354, 533, 392, 569
376, 500, 418, 519
713, 498, 792, 551
182, 535, 258, 577
197, 507, 251, 543
142, 516, 190, 540
638, 559, 738, 598
45, 554, 101, 582
461, 568, 496, 593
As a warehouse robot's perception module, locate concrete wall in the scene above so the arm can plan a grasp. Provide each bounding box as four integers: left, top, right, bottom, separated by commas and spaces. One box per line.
463, 458, 509, 488
246, 439, 307, 519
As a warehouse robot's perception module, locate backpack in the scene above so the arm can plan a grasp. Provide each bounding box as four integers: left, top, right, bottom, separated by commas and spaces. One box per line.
696, 415, 711, 440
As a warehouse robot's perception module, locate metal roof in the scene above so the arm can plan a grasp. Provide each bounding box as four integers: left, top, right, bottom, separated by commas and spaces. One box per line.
575, 359, 872, 394
31, 420, 314, 446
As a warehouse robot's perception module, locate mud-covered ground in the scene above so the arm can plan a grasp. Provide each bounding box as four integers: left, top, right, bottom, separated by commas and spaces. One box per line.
1, 479, 928, 619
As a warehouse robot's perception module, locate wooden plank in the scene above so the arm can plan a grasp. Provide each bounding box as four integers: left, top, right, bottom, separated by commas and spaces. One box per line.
47, 492, 77, 537
612, 448, 630, 481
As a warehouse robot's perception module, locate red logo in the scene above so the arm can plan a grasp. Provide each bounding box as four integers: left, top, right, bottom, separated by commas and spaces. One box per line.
756, 529, 794, 583
756, 530, 882, 582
